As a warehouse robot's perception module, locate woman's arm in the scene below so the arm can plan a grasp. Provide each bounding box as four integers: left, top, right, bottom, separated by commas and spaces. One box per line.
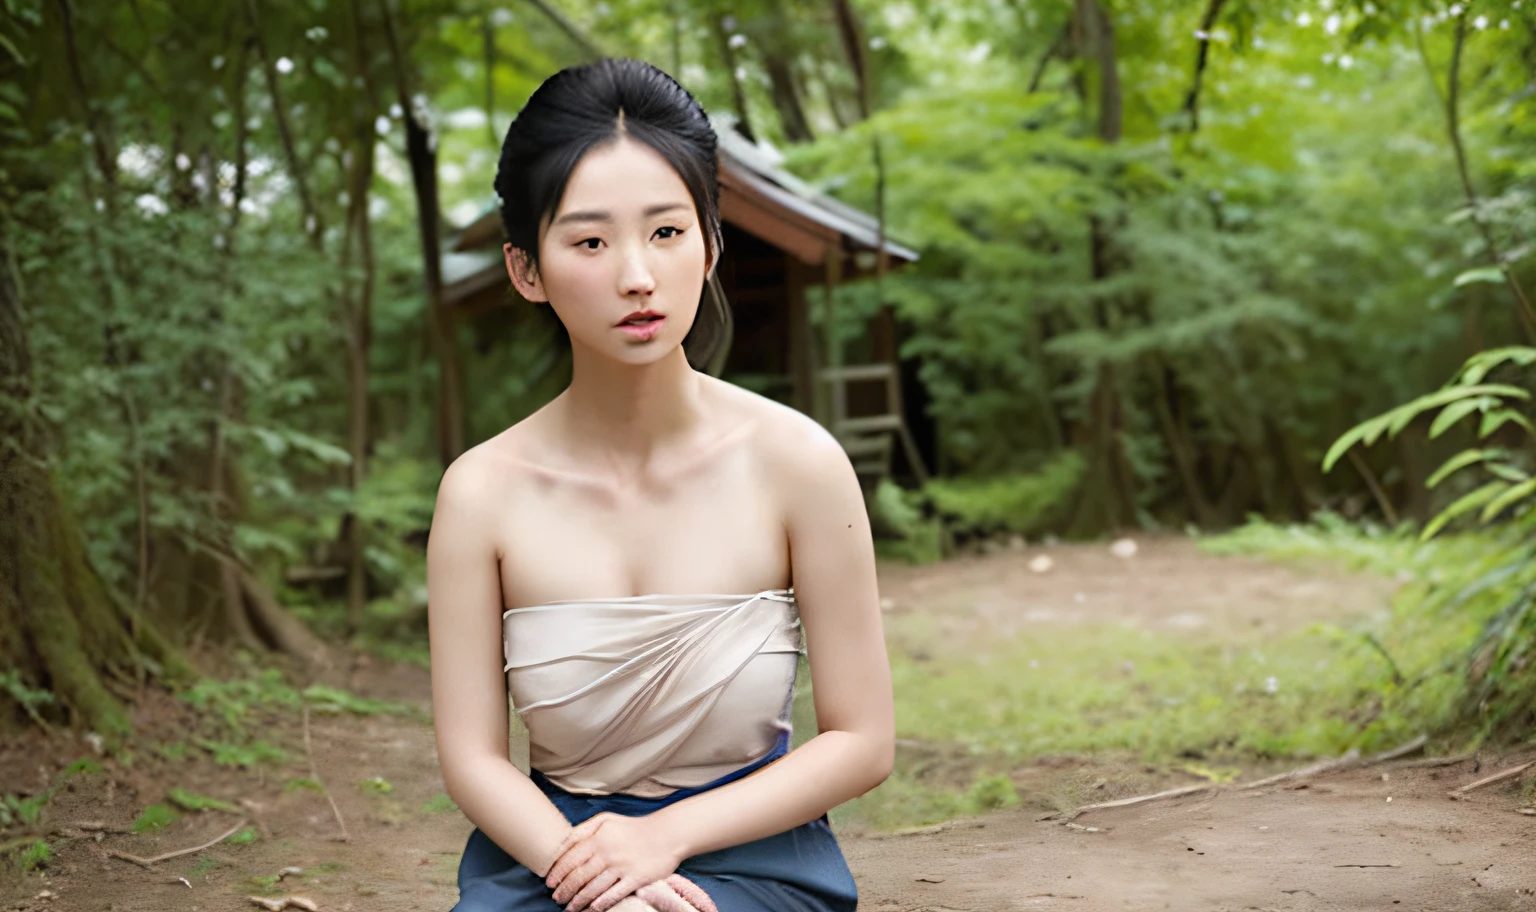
641, 420, 896, 858
428, 455, 575, 879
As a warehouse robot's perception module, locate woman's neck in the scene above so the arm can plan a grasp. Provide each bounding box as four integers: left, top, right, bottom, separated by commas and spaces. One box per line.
553, 343, 708, 479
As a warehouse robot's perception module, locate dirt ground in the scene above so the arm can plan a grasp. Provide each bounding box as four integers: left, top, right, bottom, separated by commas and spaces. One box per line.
3, 537, 1533, 912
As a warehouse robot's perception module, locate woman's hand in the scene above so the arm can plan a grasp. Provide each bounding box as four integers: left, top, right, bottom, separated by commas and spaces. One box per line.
546, 812, 686, 911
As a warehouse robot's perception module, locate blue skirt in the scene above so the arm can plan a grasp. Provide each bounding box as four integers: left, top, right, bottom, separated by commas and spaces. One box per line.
452, 736, 859, 912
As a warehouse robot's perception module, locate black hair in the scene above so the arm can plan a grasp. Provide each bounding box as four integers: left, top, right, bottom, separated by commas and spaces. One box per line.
494, 57, 731, 371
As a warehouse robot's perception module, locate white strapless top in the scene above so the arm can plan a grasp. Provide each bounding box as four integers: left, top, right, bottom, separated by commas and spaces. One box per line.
502, 589, 802, 797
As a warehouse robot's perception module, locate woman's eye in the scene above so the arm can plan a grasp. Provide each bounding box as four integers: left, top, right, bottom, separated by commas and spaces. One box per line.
654, 226, 683, 240
577, 238, 602, 250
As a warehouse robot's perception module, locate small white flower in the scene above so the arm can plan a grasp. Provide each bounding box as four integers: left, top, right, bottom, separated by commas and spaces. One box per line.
135, 193, 169, 217
212, 55, 225, 70
1473, 14, 1488, 28
375, 115, 391, 136
275, 57, 294, 75
1296, 11, 1313, 26
389, 102, 403, 118
1339, 54, 1354, 68
305, 26, 328, 41
1263, 676, 1279, 694
869, 35, 887, 50
728, 33, 747, 49
175, 153, 191, 171
1193, 28, 1211, 40
1324, 13, 1341, 34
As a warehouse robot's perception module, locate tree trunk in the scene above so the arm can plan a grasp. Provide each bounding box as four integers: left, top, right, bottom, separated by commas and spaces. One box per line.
343, 0, 379, 634
378, 0, 465, 467
1062, 0, 1133, 537
0, 240, 187, 740
762, 51, 815, 143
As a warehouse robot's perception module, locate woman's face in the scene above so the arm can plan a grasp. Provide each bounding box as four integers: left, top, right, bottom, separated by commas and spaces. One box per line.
504, 136, 713, 367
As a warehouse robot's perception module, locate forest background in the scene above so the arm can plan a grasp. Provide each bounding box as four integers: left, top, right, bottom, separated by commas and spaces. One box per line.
1, 0, 1534, 868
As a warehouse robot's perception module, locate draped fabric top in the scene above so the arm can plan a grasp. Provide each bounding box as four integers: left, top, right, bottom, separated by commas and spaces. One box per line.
502, 589, 803, 797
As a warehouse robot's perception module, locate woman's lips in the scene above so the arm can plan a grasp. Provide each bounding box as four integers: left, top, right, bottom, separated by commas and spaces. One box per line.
617, 315, 666, 341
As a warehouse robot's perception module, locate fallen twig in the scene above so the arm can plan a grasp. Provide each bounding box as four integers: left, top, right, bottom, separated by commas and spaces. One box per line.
1239, 735, 1429, 792
1390, 752, 1474, 769
1334, 863, 1399, 868
105, 819, 249, 868
303, 701, 350, 842
1046, 735, 1431, 823
1052, 784, 1212, 822
1451, 760, 1535, 795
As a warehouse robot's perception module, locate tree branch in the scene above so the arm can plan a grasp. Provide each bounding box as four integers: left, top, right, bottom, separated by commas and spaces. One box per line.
1180, 0, 1229, 132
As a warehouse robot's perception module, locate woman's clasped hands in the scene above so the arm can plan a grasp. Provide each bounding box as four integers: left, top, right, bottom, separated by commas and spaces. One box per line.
545, 812, 717, 912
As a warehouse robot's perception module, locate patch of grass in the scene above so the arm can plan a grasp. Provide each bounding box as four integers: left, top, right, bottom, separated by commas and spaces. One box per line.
16, 839, 50, 873
883, 606, 1468, 764
248, 872, 282, 895
357, 776, 393, 795
60, 758, 103, 778
131, 803, 180, 833
227, 826, 260, 846
183, 853, 225, 879
167, 787, 241, 814
1, 791, 54, 828
420, 793, 458, 814
153, 742, 191, 762
194, 738, 288, 768
283, 777, 324, 794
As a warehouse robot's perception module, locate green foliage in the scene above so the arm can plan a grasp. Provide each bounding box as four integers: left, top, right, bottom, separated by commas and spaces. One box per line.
961, 774, 1021, 813
0, 792, 50, 829
15, 840, 49, 873
357, 776, 394, 796
226, 826, 260, 846
869, 480, 944, 564
192, 738, 288, 769
921, 452, 1085, 539
283, 778, 324, 794
0, 671, 55, 728
420, 793, 459, 814
167, 788, 240, 815
1210, 512, 1536, 743
131, 803, 180, 833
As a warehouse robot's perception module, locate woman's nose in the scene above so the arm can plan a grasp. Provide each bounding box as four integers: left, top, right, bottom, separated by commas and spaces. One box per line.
618, 246, 656, 296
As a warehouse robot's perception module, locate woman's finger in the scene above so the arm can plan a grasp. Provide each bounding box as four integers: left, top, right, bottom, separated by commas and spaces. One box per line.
568, 869, 624, 912
552, 857, 605, 905
635, 881, 693, 912
664, 874, 719, 912
546, 841, 597, 891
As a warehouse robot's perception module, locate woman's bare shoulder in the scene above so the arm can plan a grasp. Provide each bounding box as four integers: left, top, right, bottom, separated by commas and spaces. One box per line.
434, 412, 548, 509
708, 376, 851, 481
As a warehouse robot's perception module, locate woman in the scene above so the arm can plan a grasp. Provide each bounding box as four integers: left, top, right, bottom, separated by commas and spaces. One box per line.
428, 58, 894, 912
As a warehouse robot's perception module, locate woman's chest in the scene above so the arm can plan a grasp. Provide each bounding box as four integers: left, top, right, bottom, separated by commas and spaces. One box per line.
495, 451, 790, 608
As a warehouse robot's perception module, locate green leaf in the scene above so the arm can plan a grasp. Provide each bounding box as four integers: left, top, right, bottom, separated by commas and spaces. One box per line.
1479, 479, 1536, 523
0, 31, 23, 66
1426, 448, 1505, 489
1421, 481, 1508, 541
1486, 462, 1531, 483
1324, 384, 1531, 472
1479, 409, 1533, 439
1428, 397, 1492, 439
1460, 347, 1536, 385
1453, 266, 1506, 287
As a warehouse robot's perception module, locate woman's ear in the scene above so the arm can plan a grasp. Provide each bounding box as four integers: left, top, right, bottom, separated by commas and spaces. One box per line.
504, 243, 548, 302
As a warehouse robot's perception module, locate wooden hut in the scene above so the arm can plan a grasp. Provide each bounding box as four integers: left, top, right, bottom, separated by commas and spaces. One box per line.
440, 118, 931, 485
